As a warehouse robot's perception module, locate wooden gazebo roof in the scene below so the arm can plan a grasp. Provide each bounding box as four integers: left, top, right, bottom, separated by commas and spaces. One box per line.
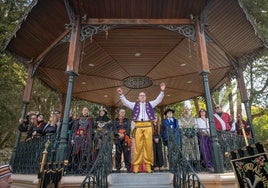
4, 0, 267, 107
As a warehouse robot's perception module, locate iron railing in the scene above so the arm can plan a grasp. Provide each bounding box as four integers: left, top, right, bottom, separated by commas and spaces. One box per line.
167, 128, 205, 188
165, 128, 255, 173
80, 132, 113, 188
12, 128, 254, 177
217, 131, 254, 171
67, 132, 94, 175
12, 134, 58, 174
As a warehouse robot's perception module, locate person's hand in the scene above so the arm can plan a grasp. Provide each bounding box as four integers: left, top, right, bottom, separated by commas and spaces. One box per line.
117, 88, 123, 95
26, 137, 32, 142
118, 133, 124, 139
19, 118, 24, 123
154, 138, 159, 143
240, 124, 245, 128
160, 82, 166, 91
163, 141, 168, 146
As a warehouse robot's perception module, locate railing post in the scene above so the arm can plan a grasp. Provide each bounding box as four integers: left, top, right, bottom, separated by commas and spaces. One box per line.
56, 12, 81, 162
195, 16, 224, 173
201, 72, 224, 173
56, 71, 77, 161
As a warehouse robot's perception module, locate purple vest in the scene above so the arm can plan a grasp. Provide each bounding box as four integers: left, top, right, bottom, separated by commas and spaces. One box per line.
132, 102, 155, 121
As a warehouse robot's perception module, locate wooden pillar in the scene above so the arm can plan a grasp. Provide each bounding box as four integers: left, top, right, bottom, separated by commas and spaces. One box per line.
237, 65, 257, 142
195, 18, 224, 173
56, 16, 81, 162
10, 64, 35, 165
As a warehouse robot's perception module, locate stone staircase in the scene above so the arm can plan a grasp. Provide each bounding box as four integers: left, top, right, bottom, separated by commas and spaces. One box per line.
11, 172, 237, 187
108, 172, 173, 188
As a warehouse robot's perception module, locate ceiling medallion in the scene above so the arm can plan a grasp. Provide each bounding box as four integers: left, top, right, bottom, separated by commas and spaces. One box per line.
123, 76, 153, 89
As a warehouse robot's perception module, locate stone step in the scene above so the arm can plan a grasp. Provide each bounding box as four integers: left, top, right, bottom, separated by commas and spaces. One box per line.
108, 172, 173, 188
12, 172, 237, 187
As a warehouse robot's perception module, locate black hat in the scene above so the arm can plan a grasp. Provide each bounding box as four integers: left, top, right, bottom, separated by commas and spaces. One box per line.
164, 108, 175, 116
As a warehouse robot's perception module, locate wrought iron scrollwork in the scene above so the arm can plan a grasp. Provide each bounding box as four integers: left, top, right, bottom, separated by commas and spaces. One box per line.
80, 132, 113, 188
12, 134, 58, 174
80, 25, 119, 41
166, 128, 205, 188
158, 25, 196, 41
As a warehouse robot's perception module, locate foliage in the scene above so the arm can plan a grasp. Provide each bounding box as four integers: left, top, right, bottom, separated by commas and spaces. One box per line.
242, 0, 268, 40
251, 106, 268, 142
241, 0, 268, 109
0, 54, 26, 148
244, 57, 268, 109
0, 0, 32, 49
0, 0, 32, 149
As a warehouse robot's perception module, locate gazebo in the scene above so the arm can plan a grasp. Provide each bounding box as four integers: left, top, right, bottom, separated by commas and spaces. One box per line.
4, 0, 267, 187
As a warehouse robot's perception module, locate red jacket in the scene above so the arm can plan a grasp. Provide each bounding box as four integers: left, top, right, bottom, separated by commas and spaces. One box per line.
214, 112, 231, 131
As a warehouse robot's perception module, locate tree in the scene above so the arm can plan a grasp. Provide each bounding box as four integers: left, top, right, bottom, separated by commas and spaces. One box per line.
242, 0, 268, 40
251, 106, 268, 142
241, 0, 268, 110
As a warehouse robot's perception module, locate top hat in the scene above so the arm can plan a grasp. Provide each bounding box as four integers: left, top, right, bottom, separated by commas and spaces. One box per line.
164, 108, 175, 116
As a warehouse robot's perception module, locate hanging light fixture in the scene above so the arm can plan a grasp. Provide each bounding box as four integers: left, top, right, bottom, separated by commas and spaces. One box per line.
123, 76, 153, 89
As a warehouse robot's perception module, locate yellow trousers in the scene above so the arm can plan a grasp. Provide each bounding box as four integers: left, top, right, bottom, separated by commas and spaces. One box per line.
133, 122, 153, 172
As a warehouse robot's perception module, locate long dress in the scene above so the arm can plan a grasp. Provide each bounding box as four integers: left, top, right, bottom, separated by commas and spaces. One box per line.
152, 122, 164, 169
196, 117, 212, 169
179, 115, 200, 162
70, 116, 94, 172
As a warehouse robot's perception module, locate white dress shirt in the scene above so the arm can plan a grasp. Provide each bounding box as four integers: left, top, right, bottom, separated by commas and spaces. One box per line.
120, 91, 164, 121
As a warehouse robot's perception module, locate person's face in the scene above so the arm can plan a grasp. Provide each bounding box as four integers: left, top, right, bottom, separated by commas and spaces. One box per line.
200, 110, 206, 116
54, 112, 61, 118
50, 114, 58, 124
166, 111, 173, 118
138, 92, 146, 103
30, 115, 37, 123
0, 175, 13, 188
215, 105, 222, 113
118, 109, 125, 117
154, 116, 158, 123
82, 107, 89, 116
183, 108, 190, 115
99, 110, 106, 116
69, 112, 73, 118
37, 115, 44, 122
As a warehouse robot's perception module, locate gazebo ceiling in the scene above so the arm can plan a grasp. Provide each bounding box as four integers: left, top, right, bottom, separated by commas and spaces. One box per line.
4, 0, 267, 107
